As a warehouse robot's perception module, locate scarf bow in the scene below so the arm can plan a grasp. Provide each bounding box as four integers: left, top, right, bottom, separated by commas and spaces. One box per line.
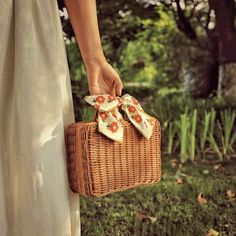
84, 93, 156, 143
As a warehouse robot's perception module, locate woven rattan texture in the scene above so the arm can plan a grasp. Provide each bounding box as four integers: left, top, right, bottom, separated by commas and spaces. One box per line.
65, 118, 161, 197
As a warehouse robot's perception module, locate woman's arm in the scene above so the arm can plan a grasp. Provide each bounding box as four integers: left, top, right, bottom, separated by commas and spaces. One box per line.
64, 0, 123, 97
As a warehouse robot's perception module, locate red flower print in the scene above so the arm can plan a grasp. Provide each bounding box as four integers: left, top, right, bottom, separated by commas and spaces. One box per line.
94, 104, 100, 109
109, 121, 119, 133
96, 95, 105, 104
112, 113, 117, 118
128, 105, 136, 113
99, 112, 108, 120
132, 98, 139, 105
134, 114, 142, 123
108, 95, 115, 101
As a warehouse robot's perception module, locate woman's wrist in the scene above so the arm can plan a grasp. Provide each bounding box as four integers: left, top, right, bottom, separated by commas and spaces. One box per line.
83, 52, 107, 71
84, 53, 108, 86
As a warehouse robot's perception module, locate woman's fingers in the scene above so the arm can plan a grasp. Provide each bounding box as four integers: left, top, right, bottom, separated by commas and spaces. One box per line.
114, 76, 123, 96
110, 81, 116, 97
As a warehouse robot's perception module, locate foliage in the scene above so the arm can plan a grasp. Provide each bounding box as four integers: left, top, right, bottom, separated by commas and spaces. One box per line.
199, 108, 215, 156
118, 8, 177, 87
163, 107, 235, 162
208, 109, 236, 160
141, 91, 236, 162
146, 89, 236, 127
63, 5, 178, 89
165, 121, 177, 155
220, 110, 236, 156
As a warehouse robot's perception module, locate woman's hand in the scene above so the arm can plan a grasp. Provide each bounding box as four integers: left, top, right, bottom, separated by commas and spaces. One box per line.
85, 60, 123, 97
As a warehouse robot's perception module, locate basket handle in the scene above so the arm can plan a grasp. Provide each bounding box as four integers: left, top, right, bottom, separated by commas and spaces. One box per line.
92, 108, 128, 122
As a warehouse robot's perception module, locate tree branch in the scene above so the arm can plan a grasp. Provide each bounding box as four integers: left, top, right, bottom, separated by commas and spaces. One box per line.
174, 0, 198, 40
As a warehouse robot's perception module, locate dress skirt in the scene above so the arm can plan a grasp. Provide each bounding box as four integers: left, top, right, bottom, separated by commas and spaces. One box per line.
0, 1, 81, 235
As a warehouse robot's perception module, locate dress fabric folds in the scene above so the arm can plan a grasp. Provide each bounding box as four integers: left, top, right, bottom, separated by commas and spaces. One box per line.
0, 1, 81, 235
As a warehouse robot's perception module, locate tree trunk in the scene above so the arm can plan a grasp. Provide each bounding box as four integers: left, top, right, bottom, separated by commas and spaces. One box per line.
209, 0, 236, 97
218, 63, 236, 97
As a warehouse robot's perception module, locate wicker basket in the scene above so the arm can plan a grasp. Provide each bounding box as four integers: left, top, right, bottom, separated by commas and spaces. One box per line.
65, 110, 162, 197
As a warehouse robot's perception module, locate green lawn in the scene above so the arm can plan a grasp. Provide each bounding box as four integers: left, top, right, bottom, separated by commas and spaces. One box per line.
79, 156, 236, 236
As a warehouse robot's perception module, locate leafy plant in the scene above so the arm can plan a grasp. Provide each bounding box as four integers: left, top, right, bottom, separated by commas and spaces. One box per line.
220, 109, 236, 156
199, 110, 211, 155
176, 112, 189, 162
207, 109, 236, 160
164, 121, 177, 155
209, 107, 216, 135
188, 109, 197, 161
174, 109, 198, 162
208, 132, 223, 161
199, 108, 217, 158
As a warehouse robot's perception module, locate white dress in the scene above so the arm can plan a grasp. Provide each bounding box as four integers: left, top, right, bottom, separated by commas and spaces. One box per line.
0, 1, 81, 235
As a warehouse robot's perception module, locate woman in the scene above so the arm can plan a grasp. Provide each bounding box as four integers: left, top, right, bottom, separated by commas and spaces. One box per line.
0, 0, 123, 235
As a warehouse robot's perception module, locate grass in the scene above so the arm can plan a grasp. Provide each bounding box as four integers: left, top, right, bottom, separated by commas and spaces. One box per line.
79, 156, 236, 236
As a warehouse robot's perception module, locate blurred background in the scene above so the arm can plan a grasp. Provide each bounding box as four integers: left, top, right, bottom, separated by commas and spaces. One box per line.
58, 1, 236, 235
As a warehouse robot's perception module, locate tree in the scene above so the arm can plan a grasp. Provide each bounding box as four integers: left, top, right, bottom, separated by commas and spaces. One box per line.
208, 0, 236, 97
155, 0, 219, 97
157, 0, 236, 97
